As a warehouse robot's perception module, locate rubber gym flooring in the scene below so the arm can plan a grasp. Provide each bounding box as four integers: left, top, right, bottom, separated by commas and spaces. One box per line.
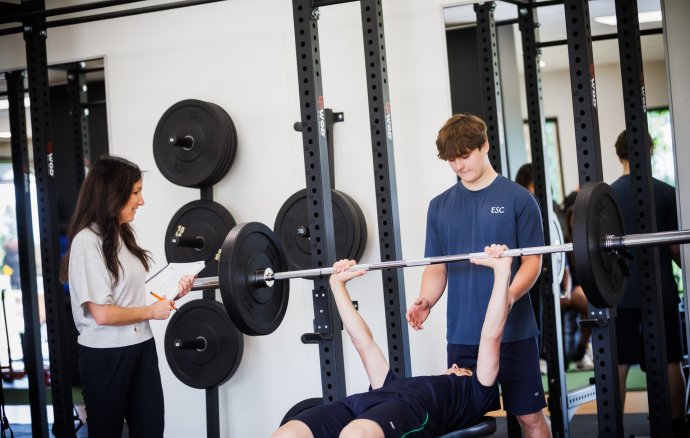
1, 366, 652, 436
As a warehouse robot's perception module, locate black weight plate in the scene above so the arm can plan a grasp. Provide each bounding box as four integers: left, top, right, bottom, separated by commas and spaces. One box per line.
153, 99, 237, 188
274, 189, 366, 272
280, 397, 324, 426
219, 222, 290, 336
572, 182, 626, 308
164, 299, 243, 389
165, 200, 236, 279
201, 102, 238, 187
338, 190, 368, 263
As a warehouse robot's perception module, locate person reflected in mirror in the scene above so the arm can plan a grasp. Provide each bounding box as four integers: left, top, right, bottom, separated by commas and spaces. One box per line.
609, 130, 686, 436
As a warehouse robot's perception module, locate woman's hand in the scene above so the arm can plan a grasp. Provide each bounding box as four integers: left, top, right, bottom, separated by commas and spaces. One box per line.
149, 296, 175, 320
175, 274, 196, 300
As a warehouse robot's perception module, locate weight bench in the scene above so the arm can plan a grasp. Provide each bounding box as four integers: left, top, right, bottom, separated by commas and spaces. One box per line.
436, 416, 496, 438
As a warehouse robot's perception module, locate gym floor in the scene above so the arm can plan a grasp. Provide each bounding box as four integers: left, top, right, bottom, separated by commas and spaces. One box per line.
1, 391, 652, 437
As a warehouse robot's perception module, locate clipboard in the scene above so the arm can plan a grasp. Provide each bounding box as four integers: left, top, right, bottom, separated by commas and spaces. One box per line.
145, 261, 205, 300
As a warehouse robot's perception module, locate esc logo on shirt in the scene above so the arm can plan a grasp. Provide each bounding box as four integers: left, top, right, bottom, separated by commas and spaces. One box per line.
490, 207, 505, 214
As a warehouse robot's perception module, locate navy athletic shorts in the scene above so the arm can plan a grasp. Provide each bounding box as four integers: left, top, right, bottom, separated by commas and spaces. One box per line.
448, 336, 546, 416
292, 391, 431, 438
615, 305, 683, 369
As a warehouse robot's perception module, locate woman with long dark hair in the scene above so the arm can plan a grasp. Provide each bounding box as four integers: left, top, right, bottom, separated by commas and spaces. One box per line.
60, 155, 194, 438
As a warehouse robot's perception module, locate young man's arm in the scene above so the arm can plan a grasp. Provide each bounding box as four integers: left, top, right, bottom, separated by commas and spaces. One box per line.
329, 261, 390, 389
406, 264, 447, 330
471, 245, 514, 387
508, 254, 541, 303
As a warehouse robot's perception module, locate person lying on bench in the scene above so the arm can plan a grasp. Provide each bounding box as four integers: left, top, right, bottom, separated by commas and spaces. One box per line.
273, 244, 513, 438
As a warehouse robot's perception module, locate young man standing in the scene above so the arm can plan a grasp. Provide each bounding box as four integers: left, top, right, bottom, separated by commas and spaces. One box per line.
407, 114, 551, 437
609, 130, 686, 436
274, 245, 512, 438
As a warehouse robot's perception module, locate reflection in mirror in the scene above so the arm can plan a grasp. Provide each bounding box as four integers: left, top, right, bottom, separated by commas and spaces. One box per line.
0, 57, 108, 390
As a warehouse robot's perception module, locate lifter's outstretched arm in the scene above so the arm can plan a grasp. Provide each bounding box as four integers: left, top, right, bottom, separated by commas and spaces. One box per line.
329, 260, 390, 389
471, 245, 514, 387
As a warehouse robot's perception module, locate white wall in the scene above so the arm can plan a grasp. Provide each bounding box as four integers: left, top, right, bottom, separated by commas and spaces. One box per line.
0, 1, 465, 436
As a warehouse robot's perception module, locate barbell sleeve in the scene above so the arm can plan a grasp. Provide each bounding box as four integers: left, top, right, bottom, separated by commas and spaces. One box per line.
193, 276, 220, 290
605, 229, 690, 250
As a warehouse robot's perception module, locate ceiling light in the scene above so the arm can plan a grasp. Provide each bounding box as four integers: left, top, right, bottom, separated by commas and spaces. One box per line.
0, 132, 11, 139
539, 60, 546, 68
595, 10, 662, 26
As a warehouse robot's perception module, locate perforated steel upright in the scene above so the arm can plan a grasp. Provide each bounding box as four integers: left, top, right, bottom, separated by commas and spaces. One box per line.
562, 0, 623, 435
292, 0, 347, 402
21, 1, 76, 435
474, 2, 508, 174
66, 62, 91, 186
517, 5, 571, 437
358, 0, 411, 378
615, 0, 672, 435
6, 70, 50, 438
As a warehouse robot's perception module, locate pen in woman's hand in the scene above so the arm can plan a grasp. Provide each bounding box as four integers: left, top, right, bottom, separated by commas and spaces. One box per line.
150, 291, 177, 310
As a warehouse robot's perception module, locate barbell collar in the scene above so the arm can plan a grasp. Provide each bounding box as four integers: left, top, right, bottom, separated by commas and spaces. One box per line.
605, 229, 690, 250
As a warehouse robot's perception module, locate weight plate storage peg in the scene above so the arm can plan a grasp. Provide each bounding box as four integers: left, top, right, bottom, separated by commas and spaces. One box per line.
153, 99, 237, 188
164, 299, 243, 389
165, 200, 236, 279
274, 189, 367, 271
572, 181, 626, 308
219, 222, 290, 336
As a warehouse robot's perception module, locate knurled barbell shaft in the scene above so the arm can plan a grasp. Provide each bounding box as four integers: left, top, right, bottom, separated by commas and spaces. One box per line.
190, 229, 690, 290
270, 243, 574, 281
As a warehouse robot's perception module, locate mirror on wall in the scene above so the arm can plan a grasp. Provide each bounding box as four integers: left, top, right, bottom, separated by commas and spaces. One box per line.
0, 57, 108, 385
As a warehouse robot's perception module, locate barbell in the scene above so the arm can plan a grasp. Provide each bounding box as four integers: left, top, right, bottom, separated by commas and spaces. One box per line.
187, 182, 690, 336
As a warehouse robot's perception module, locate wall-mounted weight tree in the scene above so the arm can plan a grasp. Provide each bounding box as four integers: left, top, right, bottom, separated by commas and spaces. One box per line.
153, 98, 240, 438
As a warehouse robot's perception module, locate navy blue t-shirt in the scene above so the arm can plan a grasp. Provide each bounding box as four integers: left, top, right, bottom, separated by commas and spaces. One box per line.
610, 175, 679, 308
349, 370, 498, 434
425, 175, 543, 344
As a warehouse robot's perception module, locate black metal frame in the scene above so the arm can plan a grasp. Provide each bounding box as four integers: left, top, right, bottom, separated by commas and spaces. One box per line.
615, 0, 672, 435
516, 5, 571, 437
358, 0, 411, 378
292, 0, 347, 402
199, 185, 221, 438
562, 0, 624, 435
21, 1, 76, 435
0, 0, 227, 36
6, 70, 50, 438
66, 62, 91, 185
474, 2, 508, 175
291, 0, 411, 402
